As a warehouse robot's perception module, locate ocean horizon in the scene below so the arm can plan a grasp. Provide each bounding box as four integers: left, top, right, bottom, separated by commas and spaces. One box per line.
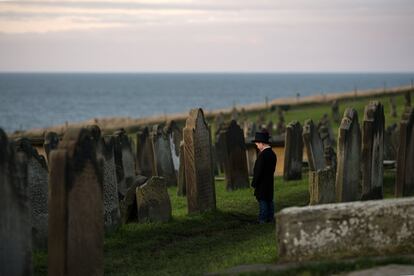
0, 72, 413, 133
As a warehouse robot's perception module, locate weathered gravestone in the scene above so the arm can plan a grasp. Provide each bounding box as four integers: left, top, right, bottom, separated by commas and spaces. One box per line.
136, 176, 172, 223
319, 126, 337, 170
119, 175, 148, 224
0, 129, 33, 276
303, 119, 335, 205
335, 108, 361, 202
43, 131, 59, 163
135, 127, 156, 177
283, 121, 303, 181
151, 124, 177, 187
113, 129, 136, 199
177, 141, 186, 196
165, 120, 182, 175
48, 127, 103, 276
395, 107, 414, 197
98, 135, 121, 233
15, 138, 49, 250
216, 120, 249, 190
361, 101, 384, 200
384, 123, 399, 161
183, 108, 216, 213
276, 197, 414, 262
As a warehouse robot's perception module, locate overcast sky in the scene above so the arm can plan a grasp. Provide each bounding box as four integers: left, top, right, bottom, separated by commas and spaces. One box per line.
0, 0, 413, 72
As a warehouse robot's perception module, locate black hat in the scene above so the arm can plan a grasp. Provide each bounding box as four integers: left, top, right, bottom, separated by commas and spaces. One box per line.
252, 131, 270, 144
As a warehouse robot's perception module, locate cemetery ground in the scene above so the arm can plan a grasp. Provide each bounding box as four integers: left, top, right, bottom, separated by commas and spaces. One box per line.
32, 91, 413, 275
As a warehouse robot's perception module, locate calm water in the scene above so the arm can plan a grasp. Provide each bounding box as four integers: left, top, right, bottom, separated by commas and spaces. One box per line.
0, 73, 413, 132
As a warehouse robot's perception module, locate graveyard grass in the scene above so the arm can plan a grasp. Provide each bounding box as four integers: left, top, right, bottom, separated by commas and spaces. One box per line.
33, 93, 413, 275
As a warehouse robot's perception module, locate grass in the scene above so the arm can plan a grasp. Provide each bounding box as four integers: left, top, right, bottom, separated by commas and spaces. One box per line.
34, 92, 413, 275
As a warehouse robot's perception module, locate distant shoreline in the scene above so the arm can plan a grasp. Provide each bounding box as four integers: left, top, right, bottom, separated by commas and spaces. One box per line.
12, 84, 414, 141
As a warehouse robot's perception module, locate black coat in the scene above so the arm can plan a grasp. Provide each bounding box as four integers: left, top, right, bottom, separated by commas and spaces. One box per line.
251, 147, 277, 201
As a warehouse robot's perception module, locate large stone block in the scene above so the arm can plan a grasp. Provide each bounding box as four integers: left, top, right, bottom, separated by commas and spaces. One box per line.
136, 176, 172, 223
276, 197, 414, 262
395, 107, 414, 197
183, 108, 216, 213
0, 129, 33, 276
336, 108, 361, 202
309, 167, 336, 205
283, 121, 303, 181
48, 127, 104, 276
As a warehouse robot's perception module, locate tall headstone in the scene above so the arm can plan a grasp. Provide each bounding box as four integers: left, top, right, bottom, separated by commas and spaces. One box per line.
151, 124, 177, 187
361, 101, 385, 200
303, 119, 326, 171
15, 138, 49, 250
0, 129, 33, 276
136, 177, 172, 223
113, 129, 136, 198
319, 126, 337, 170
165, 120, 182, 175
395, 107, 414, 197
98, 135, 121, 233
135, 127, 156, 177
48, 127, 103, 276
183, 108, 216, 213
216, 120, 249, 190
335, 108, 361, 202
177, 141, 186, 196
43, 131, 59, 163
283, 121, 303, 181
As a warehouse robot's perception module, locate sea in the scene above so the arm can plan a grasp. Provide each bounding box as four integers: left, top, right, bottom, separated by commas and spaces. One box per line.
0, 72, 413, 133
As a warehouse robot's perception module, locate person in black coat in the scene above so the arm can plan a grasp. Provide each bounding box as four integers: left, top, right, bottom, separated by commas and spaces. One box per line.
251, 130, 277, 223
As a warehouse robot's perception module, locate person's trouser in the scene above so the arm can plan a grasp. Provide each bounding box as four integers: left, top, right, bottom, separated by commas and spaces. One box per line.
258, 200, 275, 223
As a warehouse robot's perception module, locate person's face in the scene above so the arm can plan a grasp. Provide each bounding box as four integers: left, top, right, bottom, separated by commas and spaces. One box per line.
255, 142, 264, 151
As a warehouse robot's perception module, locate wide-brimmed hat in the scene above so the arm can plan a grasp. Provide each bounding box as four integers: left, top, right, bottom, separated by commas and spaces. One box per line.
252, 131, 270, 144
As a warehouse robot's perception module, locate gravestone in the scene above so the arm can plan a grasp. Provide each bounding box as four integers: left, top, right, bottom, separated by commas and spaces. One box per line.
390, 96, 397, 118
361, 101, 385, 200
0, 129, 33, 276
331, 100, 341, 123
384, 123, 399, 161
177, 141, 186, 196
283, 121, 303, 181
183, 108, 216, 213
135, 127, 156, 177
43, 131, 59, 163
309, 167, 336, 205
165, 120, 182, 175
98, 135, 121, 233
151, 124, 177, 187
335, 108, 361, 202
302, 119, 326, 171
275, 108, 286, 135
48, 127, 103, 276
395, 107, 414, 197
136, 176, 172, 223
216, 120, 249, 190
119, 175, 147, 224
15, 138, 49, 250
319, 126, 337, 170
113, 129, 136, 199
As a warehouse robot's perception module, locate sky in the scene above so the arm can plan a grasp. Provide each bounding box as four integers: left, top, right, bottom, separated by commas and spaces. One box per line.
0, 0, 413, 72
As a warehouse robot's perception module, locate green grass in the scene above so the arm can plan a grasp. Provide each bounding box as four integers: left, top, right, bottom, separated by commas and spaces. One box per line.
34, 93, 413, 275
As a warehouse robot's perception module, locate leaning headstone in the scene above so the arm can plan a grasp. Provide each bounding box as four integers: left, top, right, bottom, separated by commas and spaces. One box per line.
283, 121, 303, 181
361, 101, 385, 200
43, 131, 59, 163
98, 135, 121, 233
335, 108, 361, 202
135, 127, 156, 177
276, 197, 414, 262
151, 124, 177, 187
302, 119, 326, 171
0, 129, 33, 276
113, 129, 136, 199
15, 138, 49, 250
165, 120, 182, 175
136, 176, 172, 223
216, 120, 249, 190
48, 127, 103, 276
177, 141, 186, 196
309, 167, 336, 205
395, 107, 414, 197
183, 108, 216, 213
119, 175, 147, 224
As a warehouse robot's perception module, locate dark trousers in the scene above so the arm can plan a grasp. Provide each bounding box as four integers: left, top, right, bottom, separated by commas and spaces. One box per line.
258, 200, 274, 223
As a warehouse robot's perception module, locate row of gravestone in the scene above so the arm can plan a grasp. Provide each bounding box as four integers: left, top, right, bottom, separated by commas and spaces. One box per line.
283, 100, 414, 205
